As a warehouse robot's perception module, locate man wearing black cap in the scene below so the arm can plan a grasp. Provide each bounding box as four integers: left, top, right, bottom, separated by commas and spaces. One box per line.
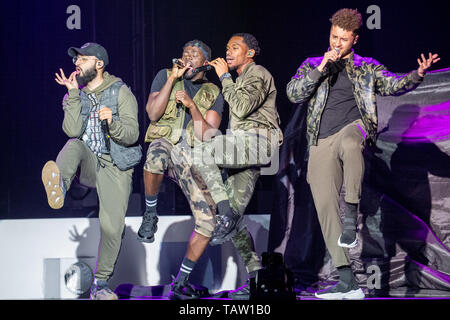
42, 42, 140, 300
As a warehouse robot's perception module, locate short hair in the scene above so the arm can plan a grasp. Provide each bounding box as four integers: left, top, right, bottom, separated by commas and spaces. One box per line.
329, 8, 363, 35
183, 39, 211, 61
232, 33, 261, 56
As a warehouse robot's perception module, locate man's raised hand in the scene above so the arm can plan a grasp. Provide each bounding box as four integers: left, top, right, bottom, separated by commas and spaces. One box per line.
417, 53, 440, 77
55, 68, 79, 90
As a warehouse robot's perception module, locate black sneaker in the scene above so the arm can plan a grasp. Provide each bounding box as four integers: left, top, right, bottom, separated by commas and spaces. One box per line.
315, 280, 365, 300
137, 213, 158, 243
210, 213, 242, 246
168, 281, 201, 300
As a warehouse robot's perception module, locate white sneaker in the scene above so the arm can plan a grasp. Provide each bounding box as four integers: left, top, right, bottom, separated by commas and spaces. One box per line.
338, 233, 358, 248
90, 287, 119, 300
315, 284, 365, 300
90, 278, 118, 300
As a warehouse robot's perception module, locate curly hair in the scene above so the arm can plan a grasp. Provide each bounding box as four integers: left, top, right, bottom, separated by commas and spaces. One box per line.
329, 8, 363, 34
232, 33, 261, 56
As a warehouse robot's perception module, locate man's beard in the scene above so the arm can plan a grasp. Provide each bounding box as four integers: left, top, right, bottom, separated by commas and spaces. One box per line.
76, 66, 98, 86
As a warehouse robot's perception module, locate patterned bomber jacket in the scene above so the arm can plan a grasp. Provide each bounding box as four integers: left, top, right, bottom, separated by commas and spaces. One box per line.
286, 51, 424, 149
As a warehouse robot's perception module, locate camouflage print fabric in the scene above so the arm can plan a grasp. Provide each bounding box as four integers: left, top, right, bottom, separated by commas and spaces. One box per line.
170, 140, 262, 272
223, 167, 260, 215
143, 137, 216, 236
192, 130, 272, 205
169, 140, 217, 237
232, 227, 262, 274
286, 50, 424, 150
144, 136, 262, 271
222, 166, 261, 275
143, 137, 173, 174
194, 61, 282, 217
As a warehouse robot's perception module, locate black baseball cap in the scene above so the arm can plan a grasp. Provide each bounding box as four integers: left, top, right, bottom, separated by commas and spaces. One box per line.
68, 42, 109, 66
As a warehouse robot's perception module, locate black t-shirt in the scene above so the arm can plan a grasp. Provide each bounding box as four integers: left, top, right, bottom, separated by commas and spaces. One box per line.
150, 69, 224, 128
318, 60, 361, 139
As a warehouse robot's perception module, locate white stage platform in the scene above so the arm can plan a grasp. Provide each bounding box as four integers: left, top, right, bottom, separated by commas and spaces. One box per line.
0, 215, 269, 299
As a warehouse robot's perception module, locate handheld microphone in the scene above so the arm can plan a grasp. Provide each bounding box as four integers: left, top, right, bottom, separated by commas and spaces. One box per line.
172, 58, 185, 67
100, 106, 111, 140
101, 120, 110, 136
191, 65, 213, 75
101, 118, 111, 150
323, 48, 341, 73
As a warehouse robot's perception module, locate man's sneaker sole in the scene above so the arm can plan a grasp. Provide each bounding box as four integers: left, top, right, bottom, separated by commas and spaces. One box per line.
337, 233, 358, 248
137, 234, 155, 243
42, 161, 64, 209
315, 288, 365, 300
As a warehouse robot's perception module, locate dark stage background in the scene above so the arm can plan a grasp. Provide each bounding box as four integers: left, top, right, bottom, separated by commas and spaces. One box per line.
1, 0, 448, 219
1, 0, 450, 298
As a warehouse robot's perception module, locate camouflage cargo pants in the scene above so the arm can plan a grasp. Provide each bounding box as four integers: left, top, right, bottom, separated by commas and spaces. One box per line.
144, 137, 215, 236
145, 138, 262, 273
192, 129, 276, 207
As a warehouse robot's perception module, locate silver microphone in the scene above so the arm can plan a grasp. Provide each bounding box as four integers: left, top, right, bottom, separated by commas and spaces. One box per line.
172, 58, 184, 67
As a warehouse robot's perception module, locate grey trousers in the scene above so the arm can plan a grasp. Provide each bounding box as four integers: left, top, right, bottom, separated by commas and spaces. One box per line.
56, 138, 133, 281
307, 119, 366, 267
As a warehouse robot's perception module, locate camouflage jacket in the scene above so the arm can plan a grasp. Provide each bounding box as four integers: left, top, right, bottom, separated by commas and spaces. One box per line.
221, 62, 283, 146
286, 51, 423, 149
